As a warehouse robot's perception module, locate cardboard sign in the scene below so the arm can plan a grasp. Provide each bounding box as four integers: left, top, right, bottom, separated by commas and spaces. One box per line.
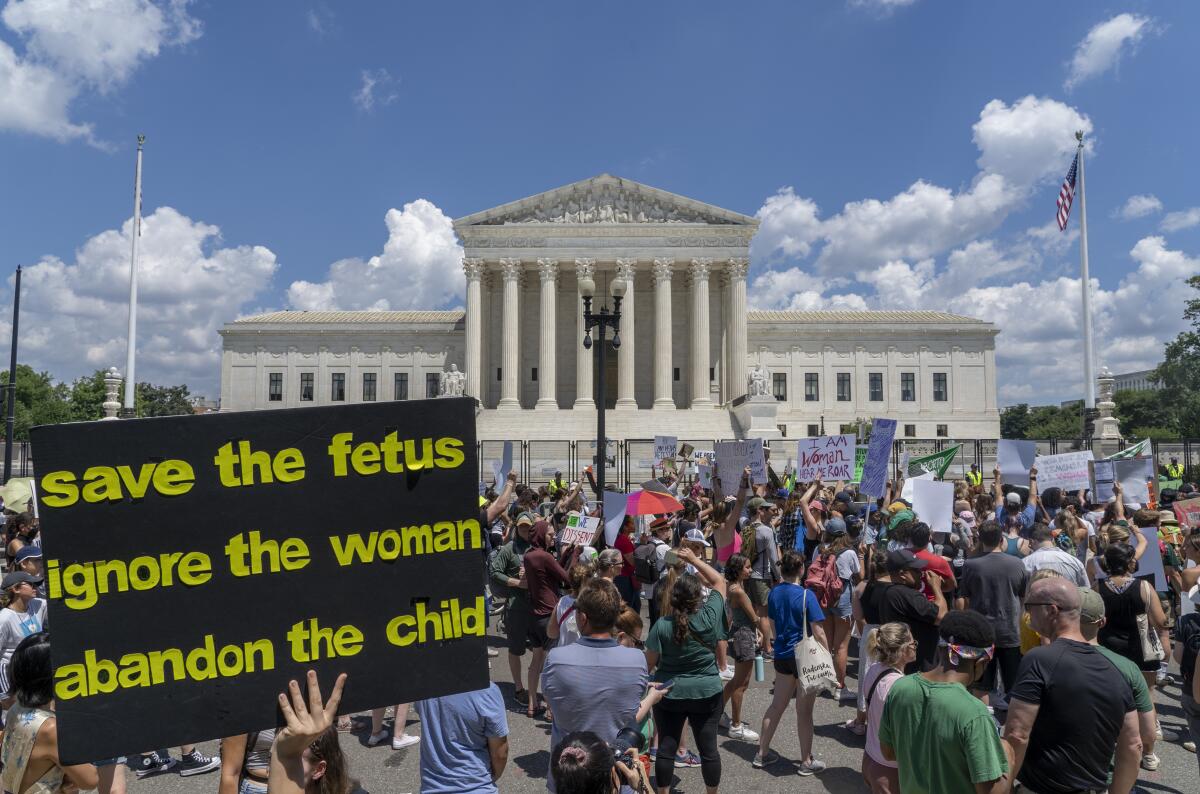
795, 434, 855, 482
602, 490, 627, 546
998, 439, 1037, 488
31, 399, 485, 763
860, 419, 897, 498
1091, 457, 1153, 503
654, 436, 678, 461
1175, 497, 1200, 530
678, 443, 694, 461
901, 471, 936, 502
715, 439, 767, 485
561, 513, 600, 546
491, 440, 513, 488
1034, 450, 1094, 493
697, 459, 712, 489
912, 478, 954, 535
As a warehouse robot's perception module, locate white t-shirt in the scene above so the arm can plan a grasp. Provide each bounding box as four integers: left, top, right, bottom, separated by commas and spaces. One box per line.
836, 548, 861, 581
553, 595, 580, 647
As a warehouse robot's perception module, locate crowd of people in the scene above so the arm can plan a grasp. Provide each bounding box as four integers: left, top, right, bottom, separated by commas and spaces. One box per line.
2, 450, 1199, 794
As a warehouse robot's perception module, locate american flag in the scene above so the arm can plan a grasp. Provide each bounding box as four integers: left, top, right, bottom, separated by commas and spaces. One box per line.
1057, 152, 1078, 231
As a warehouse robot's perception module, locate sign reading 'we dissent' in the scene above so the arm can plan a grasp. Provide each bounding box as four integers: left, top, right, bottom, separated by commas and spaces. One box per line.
32, 399, 485, 764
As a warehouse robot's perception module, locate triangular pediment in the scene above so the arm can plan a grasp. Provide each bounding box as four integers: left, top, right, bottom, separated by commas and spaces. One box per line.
453, 174, 758, 228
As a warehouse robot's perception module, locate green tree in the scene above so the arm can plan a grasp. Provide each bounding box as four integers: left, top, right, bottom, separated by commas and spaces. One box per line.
1113, 389, 1174, 438
68, 370, 109, 422
0, 365, 71, 439
135, 383, 192, 417
1025, 403, 1082, 439
1000, 404, 1030, 439
1154, 274, 1200, 437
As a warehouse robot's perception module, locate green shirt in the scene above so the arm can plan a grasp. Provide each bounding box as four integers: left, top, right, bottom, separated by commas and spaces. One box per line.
878, 675, 1008, 794
646, 590, 726, 700
1094, 645, 1153, 713
488, 536, 531, 610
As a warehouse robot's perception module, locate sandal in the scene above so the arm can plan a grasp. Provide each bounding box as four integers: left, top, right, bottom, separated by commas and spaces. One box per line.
513, 688, 529, 706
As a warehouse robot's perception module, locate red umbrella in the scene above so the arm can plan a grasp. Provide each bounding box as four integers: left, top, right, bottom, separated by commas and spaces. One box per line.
626, 488, 684, 516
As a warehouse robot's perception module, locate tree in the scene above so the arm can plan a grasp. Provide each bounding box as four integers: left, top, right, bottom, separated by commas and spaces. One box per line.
1000, 404, 1030, 439
1113, 389, 1174, 437
136, 383, 192, 417
0, 365, 71, 439
1025, 403, 1082, 439
1154, 274, 1200, 437
68, 370, 110, 422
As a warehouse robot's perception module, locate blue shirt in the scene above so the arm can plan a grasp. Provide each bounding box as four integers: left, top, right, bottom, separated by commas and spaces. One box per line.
415, 684, 508, 794
769, 583, 825, 658
995, 502, 1036, 533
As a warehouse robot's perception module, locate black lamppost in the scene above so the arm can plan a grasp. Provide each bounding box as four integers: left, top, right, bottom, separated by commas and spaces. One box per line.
580, 275, 625, 494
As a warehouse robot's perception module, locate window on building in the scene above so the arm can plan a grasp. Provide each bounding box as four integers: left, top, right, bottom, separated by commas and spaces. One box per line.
362, 373, 377, 402
933, 372, 948, 402
268, 372, 283, 402
426, 373, 440, 398
496, 368, 502, 381
300, 372, 314, 402
901, 372, 916, 402
532, 367, 538, 382
936, 424, 948, 438
869, 372, 883, 402
674, 367, 680, 381
807, 424, 820, 437
804, 373, 819, 402
837, 372, 851, 402
709, 367, 715, 382
331, 373, 345, 402
772, 373, 787, 401
904, 424, 916, 438
777, 424, 788, 437
394, 373, 408, 400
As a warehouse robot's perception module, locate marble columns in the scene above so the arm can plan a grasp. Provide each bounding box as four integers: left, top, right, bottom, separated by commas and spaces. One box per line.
536, 258, 558, 408
653, 258, 675, 409
574, 259, 596, 408
498, 258, 522, 409
726, 258, 749, 402
689, 258, 712, 407
462, 257, 484, 400
615, 258, 638, 409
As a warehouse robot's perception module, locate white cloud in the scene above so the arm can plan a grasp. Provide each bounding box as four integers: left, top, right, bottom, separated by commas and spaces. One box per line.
1161, 207, 1200, 233
3, 206, 278, 394
847, 0, 917, 15
0, 0, 200, 142
1113, 194, 1162, 220
287, 199, 464, 311
306, 5, 333, 35
973, 96, 1092, 188
1065, 13, 1152, 91
352, 68, 398, 112
750, 187, 822, 262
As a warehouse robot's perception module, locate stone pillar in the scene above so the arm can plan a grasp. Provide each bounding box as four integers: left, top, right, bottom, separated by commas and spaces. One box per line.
498, 258, 522, 410
536, 258, 558, 408
653, 258, 675, 409
726, 257, 749, 402
1094, 366, 1123, 457
101, 367, 122, 420
463, 258, 484, 401
574, 258, 596, 408
615, 258, 638, 409
689, 258, 712, 408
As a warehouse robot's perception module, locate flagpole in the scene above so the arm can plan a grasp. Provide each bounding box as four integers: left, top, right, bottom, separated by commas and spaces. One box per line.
122, 135, 145, 418
1076, 131, 1096, 410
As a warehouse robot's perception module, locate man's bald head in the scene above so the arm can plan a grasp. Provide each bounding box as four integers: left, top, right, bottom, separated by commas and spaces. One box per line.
1030, 576, 1081, 611
1027, 576, 1082, 639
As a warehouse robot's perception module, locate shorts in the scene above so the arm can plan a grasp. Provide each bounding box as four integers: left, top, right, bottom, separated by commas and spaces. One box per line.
1159, 593, 1176, 630
240, 778, 269, 794
745, 578, 770, 607
827, 585, 853, 620
728, 625, 758, 663
505, 605, 547, 656
773, 654, 797, 677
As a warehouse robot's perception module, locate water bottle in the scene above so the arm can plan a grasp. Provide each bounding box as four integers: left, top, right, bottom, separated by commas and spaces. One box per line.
754, 653, 765, 682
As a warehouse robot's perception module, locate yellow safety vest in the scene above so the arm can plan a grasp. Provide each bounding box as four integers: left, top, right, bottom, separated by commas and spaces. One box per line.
1166, 463, 1184, 479
966, 470, 982, 487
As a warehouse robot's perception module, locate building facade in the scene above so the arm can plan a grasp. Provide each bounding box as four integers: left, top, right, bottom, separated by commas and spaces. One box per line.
220, 175, 1000, 440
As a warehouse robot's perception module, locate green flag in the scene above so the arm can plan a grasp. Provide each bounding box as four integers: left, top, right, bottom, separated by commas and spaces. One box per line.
1105, 438, 1150, 460
906, 445, 961, 479
854, 446, 867, 482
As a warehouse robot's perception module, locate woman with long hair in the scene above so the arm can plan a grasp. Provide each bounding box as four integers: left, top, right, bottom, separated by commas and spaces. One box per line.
755, 550, 829, 776
551, 731, 652, 794
1097, 543, 1167, 682
268, 671, 353, 794
547, 563, 595, 648
846, 547, 890, 736
860, 623, 917, 794
720, 554, 760, 743
811, 522, 860, 698
0, 571, 45, 701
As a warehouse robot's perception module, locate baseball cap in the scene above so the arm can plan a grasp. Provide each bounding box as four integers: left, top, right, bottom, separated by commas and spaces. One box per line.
1, 571, 41, 590
834, 491, 854, 505
1005, 492, 1021, 505
888, 509, 915, 530
14, 546, 42, 564
1079, 587, 1105, 624
824, 517, 848, 536
683, 528, 712, 547
885, 549, 928, 573
516, 513, 535, 527
958, 511, 977, 526
809, 499, 826, 513
746, 496, 769, 511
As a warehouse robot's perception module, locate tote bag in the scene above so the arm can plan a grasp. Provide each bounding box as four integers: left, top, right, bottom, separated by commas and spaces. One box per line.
794, 588, 838, 696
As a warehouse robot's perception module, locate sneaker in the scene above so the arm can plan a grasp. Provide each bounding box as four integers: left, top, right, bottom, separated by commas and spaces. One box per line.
719, 666, 735, 681
1156, 671, 1176, 687
752, 749, 780, 768
674, 751, 701, 768
513, 688, 530, 706
1183, 740, 1196, 753
487, 647, 499, 657
135, 752, 178, 779
839, 688, 857, 702
1161, 726, 1181, 742
391, 734, 420, 751
1140, 752, 1160, 771
367, 731, 389, 747
177, 751, 220, 777
797, 758, 827, 776
729, 722, 760, 742
843, 719, 867, 736
718, 712, 732, 731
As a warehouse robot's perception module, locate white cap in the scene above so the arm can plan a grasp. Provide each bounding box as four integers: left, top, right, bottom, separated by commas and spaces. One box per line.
683, 528, 711, 547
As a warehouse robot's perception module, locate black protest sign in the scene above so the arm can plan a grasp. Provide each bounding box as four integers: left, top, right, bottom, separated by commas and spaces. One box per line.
31, 398, 485, 764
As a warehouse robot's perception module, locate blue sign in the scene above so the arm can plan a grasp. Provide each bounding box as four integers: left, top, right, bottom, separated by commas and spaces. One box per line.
860, 418, 897, 498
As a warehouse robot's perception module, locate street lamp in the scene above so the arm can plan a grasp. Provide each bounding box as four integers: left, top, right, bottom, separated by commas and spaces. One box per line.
581, 275, 625, 493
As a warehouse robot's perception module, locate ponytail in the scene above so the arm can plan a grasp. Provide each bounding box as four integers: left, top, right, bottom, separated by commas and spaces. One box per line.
669, 575, 703, 648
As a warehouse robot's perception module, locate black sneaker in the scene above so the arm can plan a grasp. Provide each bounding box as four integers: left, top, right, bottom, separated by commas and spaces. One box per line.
135, 752, 178, 779
177, 750, 220, 777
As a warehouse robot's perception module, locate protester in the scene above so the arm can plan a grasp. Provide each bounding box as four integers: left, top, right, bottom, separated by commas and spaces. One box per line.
876, 549, 947, 672
221, 728, 276, 794
877, 611, 1012, 794
719, 553, 760, 742
523, 519, 572, 718
1022, 523, 1088, 586
847, 547, 889, 736
804, 517, 859, 698
0, 570, 45, 697
550, 731, 652, 794
956, 520, 1027, 706
267, 671, 351, 794
638, 517, 673, 622
909, 522, 956, 601
612, 517, 642, 613
993, 466, 1038, 534
1096, 543, 1168, 681
859, 622, 915, 794
489, 511, 536, 707
755, 550, 827, 775
414, 684, 509, 793
1174, 585, 1200, 774
1004, 577, 1141, 794
742, 495, 780, 653
548, 563, 593, 648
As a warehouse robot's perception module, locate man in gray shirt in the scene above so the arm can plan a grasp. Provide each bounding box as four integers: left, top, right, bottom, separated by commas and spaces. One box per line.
542, 577, 648, 791
957, 520, 1028, 704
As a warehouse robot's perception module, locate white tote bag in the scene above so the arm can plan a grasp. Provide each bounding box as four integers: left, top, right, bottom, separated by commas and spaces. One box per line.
794, 588, 838, 696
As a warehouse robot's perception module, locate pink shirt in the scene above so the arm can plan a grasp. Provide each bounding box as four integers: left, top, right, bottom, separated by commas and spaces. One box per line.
715, 530, 742, 563
864, 662, 902, 767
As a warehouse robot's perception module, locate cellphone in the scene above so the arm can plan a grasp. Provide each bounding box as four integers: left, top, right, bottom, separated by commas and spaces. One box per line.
664, 549, 679, 567
654, 679, 675, 691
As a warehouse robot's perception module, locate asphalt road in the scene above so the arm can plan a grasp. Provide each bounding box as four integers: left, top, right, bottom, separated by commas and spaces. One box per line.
124, 628, 1196, 794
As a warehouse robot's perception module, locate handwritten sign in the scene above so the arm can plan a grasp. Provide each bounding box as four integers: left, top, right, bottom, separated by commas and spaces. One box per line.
654, 435, 678, 461
1034, 450, 1094, 493
860, 419, 897, 498
795, 434, 855, 481
715, 439, 767, 485
560, 513, 600, 546
1091, 457, 1153, 504
998, 439, 1037, 489
1175, 497, 1200, 530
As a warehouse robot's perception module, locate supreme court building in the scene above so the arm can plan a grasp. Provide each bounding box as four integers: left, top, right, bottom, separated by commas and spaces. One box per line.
220, 175, 1000, 440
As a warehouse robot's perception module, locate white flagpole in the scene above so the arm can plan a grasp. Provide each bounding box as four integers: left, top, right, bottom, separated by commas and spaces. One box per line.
1076, 131, 1096, 410
122, 135, 145, 417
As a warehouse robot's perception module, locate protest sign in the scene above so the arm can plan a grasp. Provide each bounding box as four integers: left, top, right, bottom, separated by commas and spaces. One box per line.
654, 436, 678, 461
1091, 457, 1153, 504
697, 459, 712, 489
859, 419, 897, 498
997, 439, 1036, 488
853, 447, 866, 482
678, 442, 694, 461
1033, 450, 1094, 493
901, 471, 936, 502
715, 439, 767, 485
601, 490, 627, 546
1175, 497, 1200, 530
31, 398, 484, 763
912, 478, 954, 535
491, 440, 513, 487
795, 434, 855, 481
560, 513, 600, 547
1094, 527, 1167, 592
905, 446, 961, 479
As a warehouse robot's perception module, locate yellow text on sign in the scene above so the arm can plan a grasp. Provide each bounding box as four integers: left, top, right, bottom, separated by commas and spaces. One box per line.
39, 460, 195, 508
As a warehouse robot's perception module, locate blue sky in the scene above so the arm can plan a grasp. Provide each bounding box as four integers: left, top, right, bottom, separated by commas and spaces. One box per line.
1, 0, 1197, 404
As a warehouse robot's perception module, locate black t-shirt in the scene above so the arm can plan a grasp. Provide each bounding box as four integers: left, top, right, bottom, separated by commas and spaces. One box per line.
877, 582, 940, 672
959, 552, 1028, 648
1176, 612, 1200, 697
860, 579, 889, 625
1010, 639, 1135, 792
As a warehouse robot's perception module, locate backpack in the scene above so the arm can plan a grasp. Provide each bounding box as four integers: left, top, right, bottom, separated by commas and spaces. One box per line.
804, 549, 845, 608
633, 539, 665, 584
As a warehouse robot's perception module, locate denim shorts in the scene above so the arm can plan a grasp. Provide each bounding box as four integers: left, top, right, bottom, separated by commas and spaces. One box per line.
828, 583, 853, 619
240, 778, 269, 794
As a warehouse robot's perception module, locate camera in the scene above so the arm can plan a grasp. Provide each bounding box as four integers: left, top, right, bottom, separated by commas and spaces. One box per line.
610, 725, 644, 761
